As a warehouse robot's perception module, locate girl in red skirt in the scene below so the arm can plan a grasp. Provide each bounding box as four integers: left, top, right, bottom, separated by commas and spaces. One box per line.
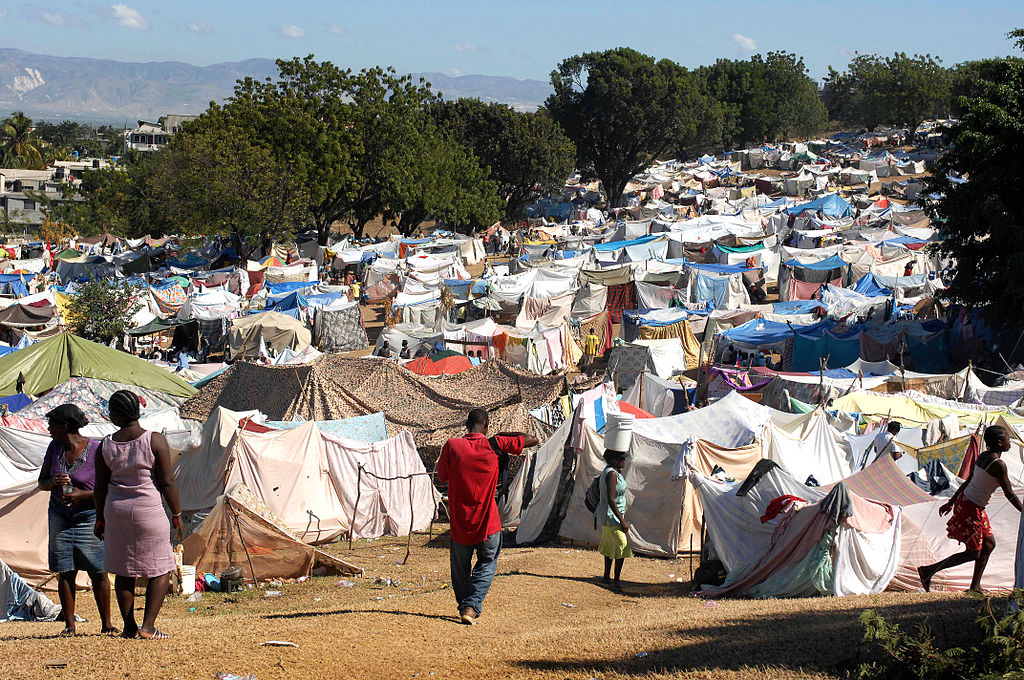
918, 426, 1023, 592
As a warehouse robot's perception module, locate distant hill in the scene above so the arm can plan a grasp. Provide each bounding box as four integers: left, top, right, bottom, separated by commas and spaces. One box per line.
0, 48, 552, 125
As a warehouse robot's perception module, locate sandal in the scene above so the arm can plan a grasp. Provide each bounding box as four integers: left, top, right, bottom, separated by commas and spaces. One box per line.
138, 629, 170, 640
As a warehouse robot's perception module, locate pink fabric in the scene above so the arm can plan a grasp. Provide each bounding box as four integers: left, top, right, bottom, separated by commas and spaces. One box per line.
700, 506, 832, 598
844, 492, 895, 533
101, 430, 175, 578
789, 277, 841, 301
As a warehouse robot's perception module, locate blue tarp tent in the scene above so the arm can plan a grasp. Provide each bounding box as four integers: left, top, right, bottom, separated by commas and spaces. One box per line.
772, 300, 826, 315
785, 194, 853, 218
722, 318, 833, 348
852, 273, 893, 298
782, 254, 849, 271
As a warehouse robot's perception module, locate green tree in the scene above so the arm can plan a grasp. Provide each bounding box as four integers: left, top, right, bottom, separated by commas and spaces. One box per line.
926, 30, 1024, 326
546, 47, 706, 208
696, 52, 827, 148
64, 280, 141, 344
224, 57, 490, 242
0, 112, 44, 169
386, 126, 503, 235
826, 53, 951, 132
148, 113, 308, 261
433, 99, 576, 219
55, 155, 166, 238
224, 56, 357, 244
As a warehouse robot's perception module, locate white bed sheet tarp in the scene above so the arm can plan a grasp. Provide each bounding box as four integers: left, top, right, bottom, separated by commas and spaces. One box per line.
558, 425, 685, 557
502, 417, 572, 543
632, 390, 773, 448
322, 429, 439, 539
766, 412, 855, 486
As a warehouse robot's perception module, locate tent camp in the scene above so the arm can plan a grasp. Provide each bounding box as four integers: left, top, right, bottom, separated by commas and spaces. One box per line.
174, 409, 439, 541
0, 332, 196, 398
227, 311, 312, 360
181, 483, 363, 583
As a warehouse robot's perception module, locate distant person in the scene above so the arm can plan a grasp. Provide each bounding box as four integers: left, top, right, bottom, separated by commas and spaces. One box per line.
873, 421, 902, 460
350, 280, 361, 303
374, 341, 391, 358
596, 449, 632, 591
582, 329, 600, 369
476, 350, 485, 364
468, 351, 480, 367
38, 404, 117, 637
436, 409, 538, 625
94, 390, 181, 640
399, 340, 411, 360
903, 262, 914, 278
918, 426, 1023, 592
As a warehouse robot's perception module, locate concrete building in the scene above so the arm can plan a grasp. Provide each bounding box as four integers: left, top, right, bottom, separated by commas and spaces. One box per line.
124, 114, 198, 153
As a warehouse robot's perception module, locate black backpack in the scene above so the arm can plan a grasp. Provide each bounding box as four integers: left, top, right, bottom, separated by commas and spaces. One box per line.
487, 437, 511, 502
584, 473, 603, 513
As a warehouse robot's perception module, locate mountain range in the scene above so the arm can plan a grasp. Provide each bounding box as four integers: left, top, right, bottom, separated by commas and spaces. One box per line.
0, 48, 552, 125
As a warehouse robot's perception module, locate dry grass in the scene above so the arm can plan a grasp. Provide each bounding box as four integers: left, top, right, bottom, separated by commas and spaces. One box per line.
1, 529, 982, 680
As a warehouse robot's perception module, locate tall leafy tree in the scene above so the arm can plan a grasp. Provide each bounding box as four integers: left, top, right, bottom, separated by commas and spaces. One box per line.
825, 53, 951, 132
224, 56, 357, 245
926, 30, 1024, 325
696, 52, 827, 148
433, 99, 576, 219
386, 127, 503, 236
0, 112, 44, 169
546, 48, 706, 208
147, 114, 308, 261
56, 154, 166, 237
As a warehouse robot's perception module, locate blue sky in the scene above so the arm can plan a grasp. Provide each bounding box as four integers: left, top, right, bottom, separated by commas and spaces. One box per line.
1, 0, 1022, 81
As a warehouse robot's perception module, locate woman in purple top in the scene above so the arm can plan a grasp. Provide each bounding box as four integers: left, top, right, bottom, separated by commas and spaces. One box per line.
94, 390, 182, 640
36, 404, 117, 636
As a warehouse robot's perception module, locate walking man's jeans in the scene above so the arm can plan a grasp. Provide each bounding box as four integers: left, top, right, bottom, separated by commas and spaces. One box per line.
450, 531, 502, 616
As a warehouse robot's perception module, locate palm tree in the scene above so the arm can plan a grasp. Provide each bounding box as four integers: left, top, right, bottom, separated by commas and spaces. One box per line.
0, 112, 44, 169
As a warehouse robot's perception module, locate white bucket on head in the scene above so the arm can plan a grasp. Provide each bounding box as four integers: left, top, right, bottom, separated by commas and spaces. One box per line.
604, 411, 635, 452
181, 565, 196, 595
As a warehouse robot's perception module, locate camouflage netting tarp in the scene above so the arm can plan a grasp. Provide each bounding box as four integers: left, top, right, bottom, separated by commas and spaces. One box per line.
180, 357, 563, 464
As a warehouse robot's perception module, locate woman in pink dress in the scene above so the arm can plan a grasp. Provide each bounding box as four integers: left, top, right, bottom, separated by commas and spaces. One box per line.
93, 390, 182, 639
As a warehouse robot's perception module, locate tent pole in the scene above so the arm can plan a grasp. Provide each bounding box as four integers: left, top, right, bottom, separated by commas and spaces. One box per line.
228, 503, 258, 586
404, 474, 414, 565
349, 466, 363, 551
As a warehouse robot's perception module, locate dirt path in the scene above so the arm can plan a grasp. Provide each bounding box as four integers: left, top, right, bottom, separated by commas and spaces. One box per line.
1, 533, 980, 680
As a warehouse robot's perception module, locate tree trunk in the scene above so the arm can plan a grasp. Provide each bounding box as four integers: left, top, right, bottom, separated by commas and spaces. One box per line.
349, 219, 367, 241
398, 207, 428, 237
316, 218, 330, 246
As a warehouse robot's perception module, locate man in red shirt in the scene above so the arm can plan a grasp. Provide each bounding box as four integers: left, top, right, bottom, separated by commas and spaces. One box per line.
436, 408, 538, 625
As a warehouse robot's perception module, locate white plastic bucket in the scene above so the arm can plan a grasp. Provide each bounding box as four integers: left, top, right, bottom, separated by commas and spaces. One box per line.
181, 565, 196, 595
604, 411, 635, 452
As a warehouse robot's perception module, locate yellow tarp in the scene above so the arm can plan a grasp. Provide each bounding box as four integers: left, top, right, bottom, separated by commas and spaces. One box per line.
831, 391, 1023, 427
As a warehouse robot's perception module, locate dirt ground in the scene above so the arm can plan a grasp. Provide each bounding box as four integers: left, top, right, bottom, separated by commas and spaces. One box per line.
0, 530, 984, 680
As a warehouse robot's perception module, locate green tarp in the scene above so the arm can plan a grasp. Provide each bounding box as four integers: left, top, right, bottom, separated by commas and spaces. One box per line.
0, 332, 197, 398
127, 318, 192, 337
717, 243, 764, 254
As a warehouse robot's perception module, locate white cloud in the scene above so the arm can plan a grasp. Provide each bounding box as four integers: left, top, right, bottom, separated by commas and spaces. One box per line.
0, 10, 8, 19
110, 4, 148, 30
732, 33, 757, 52
446, 67, 463, 77
184, 21, 213, 34
40, 11, 69, 26
326, 25, 347, 36
278, 24, 306, 39
453, 40, 486, 54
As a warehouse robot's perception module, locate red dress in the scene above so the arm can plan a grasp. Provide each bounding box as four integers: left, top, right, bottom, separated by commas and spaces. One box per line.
946, 496, 993, 551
